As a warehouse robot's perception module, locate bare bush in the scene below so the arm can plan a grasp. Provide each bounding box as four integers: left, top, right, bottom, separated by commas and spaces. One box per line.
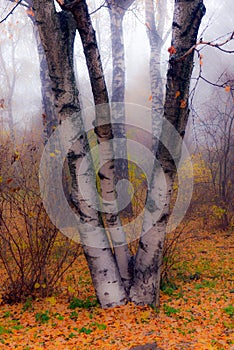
0, 132, 82, 303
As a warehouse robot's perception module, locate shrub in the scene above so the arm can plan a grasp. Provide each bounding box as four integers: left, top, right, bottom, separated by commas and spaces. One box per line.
0, 134, 82, 303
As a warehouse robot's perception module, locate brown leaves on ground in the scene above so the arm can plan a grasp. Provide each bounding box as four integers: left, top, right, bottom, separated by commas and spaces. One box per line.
0, 229, 233, 349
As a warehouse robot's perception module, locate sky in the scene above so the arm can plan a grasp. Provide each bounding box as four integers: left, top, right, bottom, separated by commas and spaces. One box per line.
0, 0, 233, 132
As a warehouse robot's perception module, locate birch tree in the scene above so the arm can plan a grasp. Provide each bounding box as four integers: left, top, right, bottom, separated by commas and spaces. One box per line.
4, 0, 206, 308
0, 22, 18, 144
130, 0, 206, 305
107, 0, 135, 217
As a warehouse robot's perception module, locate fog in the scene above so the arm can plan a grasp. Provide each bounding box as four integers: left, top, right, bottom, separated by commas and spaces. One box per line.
0, 0, 233, 134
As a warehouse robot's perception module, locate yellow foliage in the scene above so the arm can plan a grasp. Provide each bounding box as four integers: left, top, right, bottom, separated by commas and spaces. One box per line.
46, 297, 56, 305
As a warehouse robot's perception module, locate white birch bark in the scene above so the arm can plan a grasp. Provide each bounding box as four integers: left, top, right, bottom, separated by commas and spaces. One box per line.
130, 0, 206, 306
60, 0, 132, 290
34, 0, 127, 307
107, 0, 134, 218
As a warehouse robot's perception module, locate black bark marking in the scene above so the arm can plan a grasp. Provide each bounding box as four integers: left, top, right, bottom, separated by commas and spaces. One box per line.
106, 214, 117, 225
77, 208, 92, 220
98, 171, 110, 180
106, 303, 113, 308
158, 240, 163, 250
158, 213, 169, 223
68, 150, 84, 161
172, 21, 182, 29
139, 240, 148, 253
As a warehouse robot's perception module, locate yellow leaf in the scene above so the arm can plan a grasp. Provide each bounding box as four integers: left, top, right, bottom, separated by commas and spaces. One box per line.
55, 149, 61, 154
34, 283, 40, 289
14, 151, 20, 161
68, 286, 75, 294
0, 176, 2, 183
41, 283, 46, 289
46, 296, 56, 305
49, 152, 56, 157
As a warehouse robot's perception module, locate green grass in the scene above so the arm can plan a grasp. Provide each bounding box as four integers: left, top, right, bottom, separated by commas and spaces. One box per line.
35, 310, 50, 324
223, 305, 234, 318
69, 296, 98, 309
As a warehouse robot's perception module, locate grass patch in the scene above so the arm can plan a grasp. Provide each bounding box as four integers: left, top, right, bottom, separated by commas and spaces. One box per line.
163, 304, 180, 316
69, 296, 98, 310
35, 310, 50, 324
223, 305, 234, 318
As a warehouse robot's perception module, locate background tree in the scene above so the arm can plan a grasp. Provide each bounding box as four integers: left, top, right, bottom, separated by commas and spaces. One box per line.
107, 0, 135, 217
0, 21, 19, 144
196, 87, 234, 228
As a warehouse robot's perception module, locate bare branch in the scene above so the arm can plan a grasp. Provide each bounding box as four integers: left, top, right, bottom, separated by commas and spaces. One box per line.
0, 0, 24, 24
89, 1, 107, 16
178, 31, 234, 60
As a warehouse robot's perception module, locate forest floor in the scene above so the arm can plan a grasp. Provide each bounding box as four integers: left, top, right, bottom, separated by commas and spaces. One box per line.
0, 227, 233, 350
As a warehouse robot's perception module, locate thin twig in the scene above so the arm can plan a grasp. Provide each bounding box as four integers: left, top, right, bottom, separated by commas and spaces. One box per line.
89, 1, 107, 16
178, 31, 234, 60
0, 0, 23, 24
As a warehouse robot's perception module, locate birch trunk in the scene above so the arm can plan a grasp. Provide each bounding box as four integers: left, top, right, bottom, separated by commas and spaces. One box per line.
8, 0, 58, 138
107, 0, 134, 217
130, 0, 206, 306
140, 0, 169, 307
31, 17, 57, 139
145, 0, 165, 152
0, 41, 16, 145
33, 0, 127, 307
61, 0, 132, 290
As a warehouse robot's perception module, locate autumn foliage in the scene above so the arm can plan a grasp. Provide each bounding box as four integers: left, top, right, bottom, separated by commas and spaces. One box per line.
0, 123, 233, 348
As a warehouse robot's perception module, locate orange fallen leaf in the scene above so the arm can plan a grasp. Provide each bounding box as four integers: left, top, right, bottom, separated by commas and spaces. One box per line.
175, 91, 180, 98
180, 100, 187, 108
26, 7, 34, 17
168, 46, 176, 56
